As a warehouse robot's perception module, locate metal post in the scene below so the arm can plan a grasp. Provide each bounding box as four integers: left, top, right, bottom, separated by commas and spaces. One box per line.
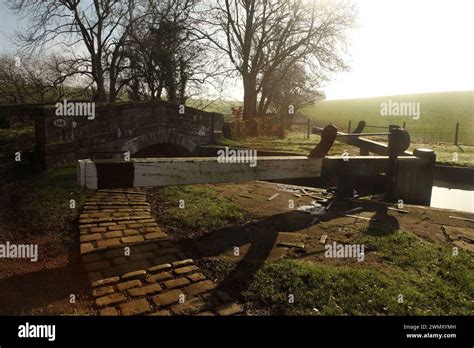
454, 122, 459, 145
385, 125, 400, 202
307, 118, 310, 139
348, 120, 352, 133
211, 113, 215, 143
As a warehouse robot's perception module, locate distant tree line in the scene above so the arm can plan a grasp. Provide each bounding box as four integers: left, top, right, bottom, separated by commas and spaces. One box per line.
1, 0, 355, 119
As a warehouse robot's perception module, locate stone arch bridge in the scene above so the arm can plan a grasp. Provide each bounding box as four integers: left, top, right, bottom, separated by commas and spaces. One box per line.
29, 100, 223, 168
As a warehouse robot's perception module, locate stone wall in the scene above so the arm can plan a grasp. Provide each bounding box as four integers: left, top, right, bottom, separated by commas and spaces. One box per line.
33, 100, 223, 168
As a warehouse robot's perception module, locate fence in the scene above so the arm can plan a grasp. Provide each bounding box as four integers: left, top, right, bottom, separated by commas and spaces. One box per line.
223, 112, 472, 145
223, 115, 312, 139
340, 120, 471, 146
277, 119, 312, 139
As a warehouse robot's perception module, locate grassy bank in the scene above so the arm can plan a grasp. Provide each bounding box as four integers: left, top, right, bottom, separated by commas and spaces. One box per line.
0, 126, 91, 239
149, 185, 245, 239
0, 166, 90, 240
151, 184, 474, 315
218, 132, 474, 167
0, 126, 94, 315
211, 91, 474, 166
0, 125, 35, 183
243, 257, 473, 315
243, 228, 473, 315
301, 91, 474, 145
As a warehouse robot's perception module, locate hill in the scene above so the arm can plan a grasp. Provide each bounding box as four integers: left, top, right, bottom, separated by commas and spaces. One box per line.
301, 91, 474, 145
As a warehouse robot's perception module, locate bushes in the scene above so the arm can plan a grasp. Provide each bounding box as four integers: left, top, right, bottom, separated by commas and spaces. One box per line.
229, 117, 284, 139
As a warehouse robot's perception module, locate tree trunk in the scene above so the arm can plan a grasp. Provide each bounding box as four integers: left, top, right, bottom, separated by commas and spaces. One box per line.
95, 77, 107, 102
109, 72, 117, 102
92, 56, 107, 102
243, 75, 257, 120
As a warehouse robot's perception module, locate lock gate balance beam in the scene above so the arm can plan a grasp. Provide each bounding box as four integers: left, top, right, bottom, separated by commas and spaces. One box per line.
77, 156, 323, 190
77, 153, 434, 206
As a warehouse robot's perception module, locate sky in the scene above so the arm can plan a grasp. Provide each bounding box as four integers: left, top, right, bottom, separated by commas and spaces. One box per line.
323, 0, 474, 99
1, 0, 473, 100
0, 2, 18, 53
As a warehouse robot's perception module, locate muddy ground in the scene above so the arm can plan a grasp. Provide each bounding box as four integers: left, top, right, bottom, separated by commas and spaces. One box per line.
0, 182, 94, 315
153, 181, 474, 255
150, 181, 474, 301
0, 233, 94, 315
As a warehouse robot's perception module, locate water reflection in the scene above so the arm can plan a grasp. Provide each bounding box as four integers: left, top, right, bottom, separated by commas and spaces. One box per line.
430, 186, 474, 213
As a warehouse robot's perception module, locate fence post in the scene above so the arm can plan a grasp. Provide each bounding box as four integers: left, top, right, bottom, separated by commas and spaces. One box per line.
211, 113, 215, 143
348, 120, 351, 133
454, 122, 459, 145
307, 118, 310, 139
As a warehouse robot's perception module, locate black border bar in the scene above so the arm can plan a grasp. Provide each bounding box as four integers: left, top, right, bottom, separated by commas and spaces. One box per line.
0, 316, 472, 346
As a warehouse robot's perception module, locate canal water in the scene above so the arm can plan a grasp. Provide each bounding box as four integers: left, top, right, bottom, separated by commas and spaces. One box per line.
430, 186, 474, 213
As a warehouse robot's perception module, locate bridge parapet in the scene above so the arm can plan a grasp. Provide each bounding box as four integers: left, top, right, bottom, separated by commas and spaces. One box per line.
33, 99, 223, 168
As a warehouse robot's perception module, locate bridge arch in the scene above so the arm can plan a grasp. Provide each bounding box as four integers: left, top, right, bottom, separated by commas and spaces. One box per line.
118, 130, 198, 156
29, 99, 223, 168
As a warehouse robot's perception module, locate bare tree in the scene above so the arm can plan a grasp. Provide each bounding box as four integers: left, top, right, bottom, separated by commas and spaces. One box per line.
198, 0, 356, 120
123, 0, 222, 103
0, 54, 70, 103
6, 0, 145, 102
265, 63, 325, 118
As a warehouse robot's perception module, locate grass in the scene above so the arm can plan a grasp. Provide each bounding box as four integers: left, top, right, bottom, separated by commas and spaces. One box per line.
5, 166, 89, 234
150, 185, 245, 233
152, 183, 473, 315
217, 131, 474, 167
243, 229, 474, 315
0, 126, 95, 315
0, 165, 91, 242
219, 131, 361, 157
418, 143, 474, 167
212, 91, 474, 166
301, 91, 474, 145
0, 125, 91, 240
0, 125, 36, 182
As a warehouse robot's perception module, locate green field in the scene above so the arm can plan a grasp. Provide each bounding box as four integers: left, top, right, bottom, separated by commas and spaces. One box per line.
301, 91, 474, 145
218, 131, 474, 167
215, 91, 474, 166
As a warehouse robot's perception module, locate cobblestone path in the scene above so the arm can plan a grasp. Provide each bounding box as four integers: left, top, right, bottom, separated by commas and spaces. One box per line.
79, 189, 244, 316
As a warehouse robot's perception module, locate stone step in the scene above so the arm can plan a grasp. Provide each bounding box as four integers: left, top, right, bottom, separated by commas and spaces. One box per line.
90, 259, 244, 316
79, 188, 244, 316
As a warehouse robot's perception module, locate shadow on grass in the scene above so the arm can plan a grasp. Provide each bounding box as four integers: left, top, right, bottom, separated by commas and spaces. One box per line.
179, 210, 316, 296
0, 260, 92, 315
178, 200, 400, 298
